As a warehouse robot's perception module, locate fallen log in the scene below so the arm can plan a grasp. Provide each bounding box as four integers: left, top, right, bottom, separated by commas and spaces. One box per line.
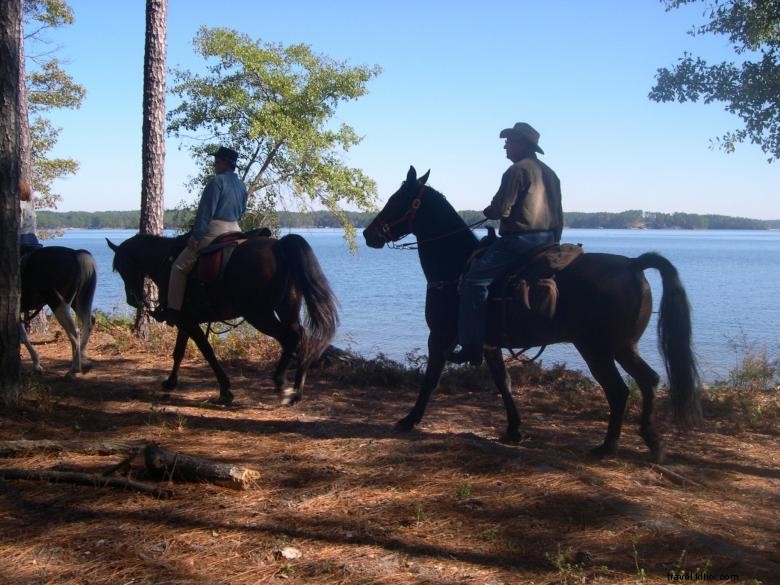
0, 439, 148, 458
0, 468, 173, 498
143, 443, 260, 490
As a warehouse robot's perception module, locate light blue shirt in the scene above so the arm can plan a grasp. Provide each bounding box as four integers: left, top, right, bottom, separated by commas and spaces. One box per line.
192, 171, 248, 241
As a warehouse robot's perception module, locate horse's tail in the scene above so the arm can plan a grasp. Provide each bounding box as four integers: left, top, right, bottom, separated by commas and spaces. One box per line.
276, 234, 339, 368
632, 252, 701, 429
73, 249, 97, 329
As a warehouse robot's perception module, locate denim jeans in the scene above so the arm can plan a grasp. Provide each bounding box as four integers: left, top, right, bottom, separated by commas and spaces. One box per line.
457, 230, 555, 347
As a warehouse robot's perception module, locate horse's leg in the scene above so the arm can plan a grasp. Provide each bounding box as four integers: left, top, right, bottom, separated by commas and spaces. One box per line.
484, 347, 522, 443
245, 311, 301, 405
396, 333, 450, 431
616, 346, 665, 463
161, 328, 189, 390
19, 322, 43, 373
53, 301, 81, 377
76, 303, 93, 372
183, 321, 233, 405
577, 345, 629, 458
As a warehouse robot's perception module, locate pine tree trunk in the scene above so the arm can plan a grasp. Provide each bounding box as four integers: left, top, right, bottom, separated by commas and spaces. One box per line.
134, 0, 167, 339
17, 12, 30, 188
0, 0, 22, 408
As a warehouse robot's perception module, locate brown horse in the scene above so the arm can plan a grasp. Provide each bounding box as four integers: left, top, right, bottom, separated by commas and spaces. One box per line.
107, 232, 338, 405
363, 167, 701, 462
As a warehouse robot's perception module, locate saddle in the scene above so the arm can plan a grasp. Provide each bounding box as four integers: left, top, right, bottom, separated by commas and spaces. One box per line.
470, 228, 583, 320
493, 242, 583, 319
194, 227, 272, 283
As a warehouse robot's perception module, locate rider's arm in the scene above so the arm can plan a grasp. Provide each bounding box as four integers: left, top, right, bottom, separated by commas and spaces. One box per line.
191, 177, 222, 242
483, 163, 528, 220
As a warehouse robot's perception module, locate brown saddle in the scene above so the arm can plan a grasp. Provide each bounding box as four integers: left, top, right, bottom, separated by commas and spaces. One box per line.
472, 239, 583, 320
490, 244, 582, 319
194, 227, 272, 283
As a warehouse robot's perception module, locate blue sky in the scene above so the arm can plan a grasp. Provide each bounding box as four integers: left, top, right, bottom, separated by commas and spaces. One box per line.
38, 0, 778, 218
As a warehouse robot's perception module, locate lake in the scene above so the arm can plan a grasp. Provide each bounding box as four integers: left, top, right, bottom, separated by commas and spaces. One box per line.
47, 228, 780, 383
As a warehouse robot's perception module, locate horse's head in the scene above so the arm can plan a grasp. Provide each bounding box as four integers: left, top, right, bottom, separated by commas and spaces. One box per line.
106, 236, 146, 309
363, 165, 430, 248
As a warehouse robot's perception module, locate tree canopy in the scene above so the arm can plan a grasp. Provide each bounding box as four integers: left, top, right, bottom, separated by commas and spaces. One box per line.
24, 0, 85, 208
649, 0, 780, 162
168, 27, 382, 246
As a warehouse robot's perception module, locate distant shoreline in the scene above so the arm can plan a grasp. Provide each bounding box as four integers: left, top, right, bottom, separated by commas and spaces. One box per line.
38, 209, 780, 231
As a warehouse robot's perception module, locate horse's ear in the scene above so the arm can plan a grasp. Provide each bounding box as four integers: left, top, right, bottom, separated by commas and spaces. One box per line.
406, 165, 417, 184
106, 238, 118, 253
419, 170, 430, 185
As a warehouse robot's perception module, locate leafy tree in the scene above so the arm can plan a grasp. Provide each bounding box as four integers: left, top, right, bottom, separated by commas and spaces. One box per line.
649, 0, 780, 161
168, 27, 381, 246
23, 0, 85, 209
1, 0, 22, 407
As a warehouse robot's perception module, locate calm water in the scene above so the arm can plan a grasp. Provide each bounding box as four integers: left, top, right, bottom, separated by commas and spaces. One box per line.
49, 228, 780, 382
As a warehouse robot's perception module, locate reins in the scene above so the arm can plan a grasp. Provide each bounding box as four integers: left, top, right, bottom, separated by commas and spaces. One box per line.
389, 217, 489, 250
381, 185, 489, 250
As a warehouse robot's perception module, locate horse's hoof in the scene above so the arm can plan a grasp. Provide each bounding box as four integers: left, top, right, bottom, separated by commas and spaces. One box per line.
65, 370, 80, 380
499, 430, 527, 445
33, 364, 44, 374
589, 444, 618, 459
210, 394, 234, 406
280, 388, 300, 406
81, 360, 93, 373
161, 378, 177, 390
394, 417, 416, 432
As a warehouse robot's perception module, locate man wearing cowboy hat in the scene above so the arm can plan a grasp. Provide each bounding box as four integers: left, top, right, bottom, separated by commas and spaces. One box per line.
156, 146, 248, 325
448, 122, 563, 366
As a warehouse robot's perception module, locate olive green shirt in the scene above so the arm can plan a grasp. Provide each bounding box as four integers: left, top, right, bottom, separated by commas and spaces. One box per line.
483, 155, 563, 241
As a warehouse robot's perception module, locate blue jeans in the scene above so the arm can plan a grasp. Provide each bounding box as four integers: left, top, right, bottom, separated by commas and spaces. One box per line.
457, 231, 555, 347
19, 233, 42, 252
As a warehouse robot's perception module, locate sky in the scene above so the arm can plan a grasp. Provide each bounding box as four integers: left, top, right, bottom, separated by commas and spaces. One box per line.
34, 0, 779, 219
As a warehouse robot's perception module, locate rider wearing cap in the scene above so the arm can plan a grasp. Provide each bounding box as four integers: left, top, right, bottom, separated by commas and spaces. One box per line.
157, 146, 248, 325
448, 122, 563, 366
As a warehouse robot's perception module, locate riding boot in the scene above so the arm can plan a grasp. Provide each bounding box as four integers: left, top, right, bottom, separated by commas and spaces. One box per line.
447, 344, 484, 366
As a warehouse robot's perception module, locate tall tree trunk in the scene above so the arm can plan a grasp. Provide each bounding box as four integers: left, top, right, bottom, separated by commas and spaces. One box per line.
134, 0, 167, 339
0, 0, 22, 408
17, 12, 30, 188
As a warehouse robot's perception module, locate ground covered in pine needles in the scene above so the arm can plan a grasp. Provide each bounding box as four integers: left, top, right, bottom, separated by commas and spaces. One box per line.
1, 320, 778, 584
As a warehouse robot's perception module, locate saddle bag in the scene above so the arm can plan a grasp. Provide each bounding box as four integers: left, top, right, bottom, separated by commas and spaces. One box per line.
496, 243, 583, 320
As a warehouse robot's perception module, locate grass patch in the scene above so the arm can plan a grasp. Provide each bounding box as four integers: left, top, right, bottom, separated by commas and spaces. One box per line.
706, 347, 779, 429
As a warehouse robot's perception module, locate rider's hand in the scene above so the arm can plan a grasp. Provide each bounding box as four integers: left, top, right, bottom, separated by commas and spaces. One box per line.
187, 237, 199, 251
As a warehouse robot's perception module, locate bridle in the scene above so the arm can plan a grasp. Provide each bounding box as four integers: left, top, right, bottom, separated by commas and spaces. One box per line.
376, 184, 488, 250
378, 184, 427, 244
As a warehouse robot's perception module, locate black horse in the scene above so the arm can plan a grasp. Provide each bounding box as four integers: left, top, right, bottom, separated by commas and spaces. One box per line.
107, 232, 338, 405
363, 167, 701, 462
20, 246, 97, 376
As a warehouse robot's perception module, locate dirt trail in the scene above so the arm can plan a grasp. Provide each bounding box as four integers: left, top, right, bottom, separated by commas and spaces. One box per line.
1, 327, 778, 584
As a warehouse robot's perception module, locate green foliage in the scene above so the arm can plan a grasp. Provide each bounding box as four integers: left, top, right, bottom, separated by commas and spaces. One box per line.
455, 482, 473, 499
168, 27, 382, 247
34, 208, 770, 230
650, 0, 780, 161
24, 0, 85, 209
37, 209, 194, 230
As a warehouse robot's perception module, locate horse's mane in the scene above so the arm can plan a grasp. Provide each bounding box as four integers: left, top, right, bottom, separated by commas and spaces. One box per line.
422, 184, 479, 247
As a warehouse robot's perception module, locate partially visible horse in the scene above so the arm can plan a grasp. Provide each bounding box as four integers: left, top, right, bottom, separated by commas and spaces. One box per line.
20, 246, 97, 376
107, 232, 339, 405
363, 166, 701, 462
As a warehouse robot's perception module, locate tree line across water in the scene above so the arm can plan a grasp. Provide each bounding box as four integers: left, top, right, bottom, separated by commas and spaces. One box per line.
37, 209, 777, 231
